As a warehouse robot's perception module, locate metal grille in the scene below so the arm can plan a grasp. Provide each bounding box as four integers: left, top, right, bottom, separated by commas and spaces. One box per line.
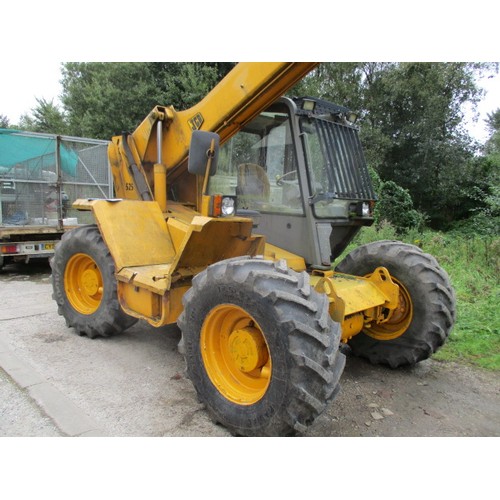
314, 119, 375, 200
0, 131, 111, 228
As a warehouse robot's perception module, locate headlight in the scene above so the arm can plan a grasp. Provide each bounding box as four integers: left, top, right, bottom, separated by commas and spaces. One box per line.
350, 201, 373, 218
221, 196, 236, 217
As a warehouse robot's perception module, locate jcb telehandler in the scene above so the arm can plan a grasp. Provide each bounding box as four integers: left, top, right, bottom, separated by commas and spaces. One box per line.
51, 62, 456, 436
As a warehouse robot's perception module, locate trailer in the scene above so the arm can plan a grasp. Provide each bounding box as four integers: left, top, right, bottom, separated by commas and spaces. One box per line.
0, 129, 112, 268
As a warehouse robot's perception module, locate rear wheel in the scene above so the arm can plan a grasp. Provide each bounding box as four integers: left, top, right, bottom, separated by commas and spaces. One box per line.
178, 257, 345, 436
51, 225, 137, 338
335, 240, 456, 367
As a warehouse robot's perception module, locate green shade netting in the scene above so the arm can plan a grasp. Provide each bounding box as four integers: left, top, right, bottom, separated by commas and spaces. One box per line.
0, 129, 78, 177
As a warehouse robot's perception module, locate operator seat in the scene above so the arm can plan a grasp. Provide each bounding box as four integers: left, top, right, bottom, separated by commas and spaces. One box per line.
236, 163, 270, 206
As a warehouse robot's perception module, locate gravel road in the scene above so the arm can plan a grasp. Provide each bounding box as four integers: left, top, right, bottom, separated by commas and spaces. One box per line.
1, 261, 499, 438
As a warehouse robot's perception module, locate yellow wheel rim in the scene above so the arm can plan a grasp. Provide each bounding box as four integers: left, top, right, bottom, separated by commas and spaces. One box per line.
365, 277, 413, 341
201, 304, 272, 405
64, 253, 103, 315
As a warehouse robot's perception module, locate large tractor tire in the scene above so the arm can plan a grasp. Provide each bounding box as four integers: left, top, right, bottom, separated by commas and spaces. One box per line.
51, 225, 137, 338
335, 240, 456, 368
178, 257, 345, 436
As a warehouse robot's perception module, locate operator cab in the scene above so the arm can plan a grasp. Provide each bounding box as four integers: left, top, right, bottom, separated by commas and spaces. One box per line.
207, 96, 376, 268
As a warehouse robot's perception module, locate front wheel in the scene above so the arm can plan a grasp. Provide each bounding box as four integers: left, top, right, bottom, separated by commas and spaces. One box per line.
51, 225, 137, 338
178, 257, 345, 436
335, 240, 456, 368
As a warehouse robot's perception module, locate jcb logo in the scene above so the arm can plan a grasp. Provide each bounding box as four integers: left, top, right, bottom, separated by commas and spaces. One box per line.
188, 113, 204, 130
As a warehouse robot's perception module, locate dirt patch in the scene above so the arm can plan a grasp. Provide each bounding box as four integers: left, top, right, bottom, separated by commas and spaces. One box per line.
306, 348, 500, 437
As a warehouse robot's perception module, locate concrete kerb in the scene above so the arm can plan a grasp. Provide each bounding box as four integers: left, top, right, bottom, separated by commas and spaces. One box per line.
0, 337, 108, 437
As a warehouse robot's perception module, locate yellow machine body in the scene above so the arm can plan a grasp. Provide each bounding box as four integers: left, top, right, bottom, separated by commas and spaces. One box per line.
311, 268, 400, 342
52, 61, 456, 436
74, 198, 400, 342
74, 198, 264, 326
78, 62, 406, 341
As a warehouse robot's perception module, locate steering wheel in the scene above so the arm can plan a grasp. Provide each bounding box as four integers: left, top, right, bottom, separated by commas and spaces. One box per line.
276, 170, 298, 186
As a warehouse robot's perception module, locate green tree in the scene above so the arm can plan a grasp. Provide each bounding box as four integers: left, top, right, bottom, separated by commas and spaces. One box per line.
458, 107, 500, 235
19, 97, 68, 134
61, 62, 162, 139
292, 62, 366, 113
0, 114, 10, 128
296, 62, 496, 229
147, 62, 234, 109
485, 108, 500, 155
60, 62, 235, 139
374, 180, 427, 233
56, 61, 496, 230
369, 63, 486, 227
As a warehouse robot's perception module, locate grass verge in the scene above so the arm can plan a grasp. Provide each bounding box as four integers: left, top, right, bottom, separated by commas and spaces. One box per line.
336, 223, 500, 371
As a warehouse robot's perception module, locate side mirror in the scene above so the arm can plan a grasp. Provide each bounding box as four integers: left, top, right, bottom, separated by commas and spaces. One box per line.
188, 130, 219, 176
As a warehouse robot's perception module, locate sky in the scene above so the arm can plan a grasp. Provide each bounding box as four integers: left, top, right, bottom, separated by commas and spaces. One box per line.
1, 2, 498, 143
0, 60, 64, 125
1, 60, 498, 143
